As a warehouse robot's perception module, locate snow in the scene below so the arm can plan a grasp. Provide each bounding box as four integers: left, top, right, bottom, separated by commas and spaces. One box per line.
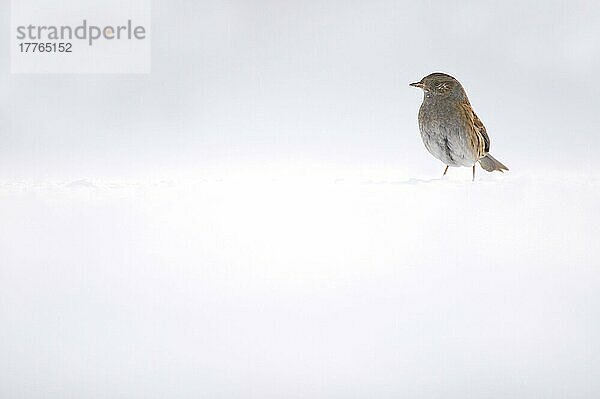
1, 170, 599, 398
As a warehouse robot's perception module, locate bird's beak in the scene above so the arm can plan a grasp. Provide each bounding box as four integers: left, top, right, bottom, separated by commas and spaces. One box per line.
410, 82, 424, 88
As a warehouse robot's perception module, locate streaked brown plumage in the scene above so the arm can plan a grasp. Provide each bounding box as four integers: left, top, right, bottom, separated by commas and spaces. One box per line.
410, 73, 508, 180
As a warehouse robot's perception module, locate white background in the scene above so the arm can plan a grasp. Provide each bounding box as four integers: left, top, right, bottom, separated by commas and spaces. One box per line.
1, 1, 599, 398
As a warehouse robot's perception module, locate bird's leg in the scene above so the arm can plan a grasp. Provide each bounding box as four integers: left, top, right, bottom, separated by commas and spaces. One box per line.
442, 165, 449, 177
472, 165, 476, 181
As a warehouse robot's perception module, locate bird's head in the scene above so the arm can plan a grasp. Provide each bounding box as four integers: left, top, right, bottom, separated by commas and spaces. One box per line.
410, 73, 466, 99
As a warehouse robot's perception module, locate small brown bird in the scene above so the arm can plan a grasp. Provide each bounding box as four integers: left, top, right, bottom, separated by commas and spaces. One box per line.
410, 73, 508, 181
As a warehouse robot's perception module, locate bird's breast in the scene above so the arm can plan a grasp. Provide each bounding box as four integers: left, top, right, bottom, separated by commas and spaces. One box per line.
417, 100, 477, 167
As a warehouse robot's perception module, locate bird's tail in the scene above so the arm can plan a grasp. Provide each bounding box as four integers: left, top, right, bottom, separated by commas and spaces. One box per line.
479, 154, 509, 173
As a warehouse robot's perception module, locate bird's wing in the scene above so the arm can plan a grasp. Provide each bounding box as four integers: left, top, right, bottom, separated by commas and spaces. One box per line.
460, 102, 490, 158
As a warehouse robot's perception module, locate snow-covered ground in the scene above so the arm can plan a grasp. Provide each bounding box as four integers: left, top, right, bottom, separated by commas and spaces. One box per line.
1, 170, 599, 398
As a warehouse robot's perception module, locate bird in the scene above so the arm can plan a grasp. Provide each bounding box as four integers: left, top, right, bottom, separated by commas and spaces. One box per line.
410, 72, 508, 181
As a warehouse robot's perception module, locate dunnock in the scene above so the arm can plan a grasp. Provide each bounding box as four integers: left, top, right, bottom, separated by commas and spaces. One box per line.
410, 73, 508, 180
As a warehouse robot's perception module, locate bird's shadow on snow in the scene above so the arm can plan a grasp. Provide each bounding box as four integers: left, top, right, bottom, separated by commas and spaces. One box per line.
360, 176, 505, 185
